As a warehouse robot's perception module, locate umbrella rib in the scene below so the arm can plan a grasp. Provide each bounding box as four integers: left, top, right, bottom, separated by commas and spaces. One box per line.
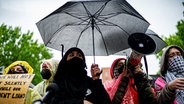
98, 18, 130, 35
119, 1, 149, 23
94, 1, 109, 18
64, 12, 91, 25
82, 2, 92, 18
46, 23, 89, 45
76, 21, 92, 47
46, 24, 72, 45
81, 1, 109, 19
49, 15, 92, 44
79, 2, 109, 57
93, 11, 136, 36
95, 11, 146, 26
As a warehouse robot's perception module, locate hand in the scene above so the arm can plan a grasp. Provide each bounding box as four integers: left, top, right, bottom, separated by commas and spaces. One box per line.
168, 78, 184, 91
84, 100, 93, 104
122, 66, 131, 77
133, 64, 144, 74
91, 64, 101, 80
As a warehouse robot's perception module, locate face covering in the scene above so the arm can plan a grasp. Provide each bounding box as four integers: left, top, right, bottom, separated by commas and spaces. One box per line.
41, 69, 52, 80
168, 55, 184, 73
65, 57, 87, 78
58, 57, 87, 99
11, 71, 25, 74
114, 65, 124, 79
167, 55, 184, 104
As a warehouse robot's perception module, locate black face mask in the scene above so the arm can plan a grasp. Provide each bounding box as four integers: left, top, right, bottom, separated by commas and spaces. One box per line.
65, 57, 87, 77
11, 71, 25, 74
41, 69, 52, 80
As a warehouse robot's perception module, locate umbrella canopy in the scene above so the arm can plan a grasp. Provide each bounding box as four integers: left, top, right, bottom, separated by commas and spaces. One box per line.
36, 0, 149, 59
145, 29, 167, 53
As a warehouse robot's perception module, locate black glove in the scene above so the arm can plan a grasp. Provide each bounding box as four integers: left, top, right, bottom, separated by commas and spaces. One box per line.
42, 83, 61, 103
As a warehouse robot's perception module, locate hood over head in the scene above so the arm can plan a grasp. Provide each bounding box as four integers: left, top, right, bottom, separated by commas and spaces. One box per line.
110, 58, 126, 79
40, 59, 59, 80
160, 45, 184, 77
4, 61, 33, 74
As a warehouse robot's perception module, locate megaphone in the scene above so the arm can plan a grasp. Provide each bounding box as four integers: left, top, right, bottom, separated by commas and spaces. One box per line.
128, 32, 156, 55
127, 33, 156, 73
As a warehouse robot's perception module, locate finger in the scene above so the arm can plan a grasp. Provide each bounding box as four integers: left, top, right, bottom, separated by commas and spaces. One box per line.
135, 65, 141, 69
178, 78, 184, 81
94, 64, 99, 68
91, 64, 97, 68
176, 85, 184, 90
95, 70, 102, 76
94, 68, 100, 73
177, 81, 184, 86
176, 79, 184, 84
179, 88, 184, 90
91, 64, 95, 68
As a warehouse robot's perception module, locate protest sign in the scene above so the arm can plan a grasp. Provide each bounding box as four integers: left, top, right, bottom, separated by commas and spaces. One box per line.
0, 74, 34, 104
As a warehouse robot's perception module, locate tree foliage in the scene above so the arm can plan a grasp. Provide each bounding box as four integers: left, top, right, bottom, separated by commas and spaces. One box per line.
0, 24, 53, 85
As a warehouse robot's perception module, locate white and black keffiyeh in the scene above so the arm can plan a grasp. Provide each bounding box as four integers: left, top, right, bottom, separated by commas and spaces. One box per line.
113, 67, 120, 79
166, 55, 184, 104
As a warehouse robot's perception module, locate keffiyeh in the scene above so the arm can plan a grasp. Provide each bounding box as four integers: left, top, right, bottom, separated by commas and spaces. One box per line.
166, 55, 184, 104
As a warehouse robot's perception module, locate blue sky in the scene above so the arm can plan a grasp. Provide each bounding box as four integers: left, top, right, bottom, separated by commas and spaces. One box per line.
0, 0, 183, 74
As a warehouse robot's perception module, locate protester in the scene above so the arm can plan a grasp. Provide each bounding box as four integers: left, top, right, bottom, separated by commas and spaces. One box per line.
33, 59, 59, 96
104, 56, 156, 104
110, 58, 126, 79
3, 61, 42, 104
39, 47, 111, 104
154, 45, 184, 104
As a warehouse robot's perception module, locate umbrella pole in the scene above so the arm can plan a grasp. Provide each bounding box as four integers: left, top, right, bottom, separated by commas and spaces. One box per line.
92, 18, 95, 63
92, 28, 95, 63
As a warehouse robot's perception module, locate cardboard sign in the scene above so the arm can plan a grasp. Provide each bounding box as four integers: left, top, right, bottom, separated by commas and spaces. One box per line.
0, 74, 35, 104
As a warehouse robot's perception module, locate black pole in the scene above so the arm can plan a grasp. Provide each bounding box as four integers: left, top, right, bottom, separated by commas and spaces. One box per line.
92, 17, 95, 63
61, 44, 64, 58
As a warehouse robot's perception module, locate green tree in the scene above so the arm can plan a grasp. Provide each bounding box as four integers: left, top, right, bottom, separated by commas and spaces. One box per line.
164, 20, 184, 49
0, 24, 53, 85
164, 2, 184, 49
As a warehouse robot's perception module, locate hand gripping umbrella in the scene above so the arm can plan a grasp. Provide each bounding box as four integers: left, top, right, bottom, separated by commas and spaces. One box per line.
36, 0, 150, 63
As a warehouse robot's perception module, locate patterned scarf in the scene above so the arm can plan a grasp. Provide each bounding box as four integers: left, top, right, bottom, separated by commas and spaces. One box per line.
166, 55, 184, 104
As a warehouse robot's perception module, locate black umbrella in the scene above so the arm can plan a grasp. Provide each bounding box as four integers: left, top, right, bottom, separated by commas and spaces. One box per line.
36, 0, 149, 62
145, 29, 167, 53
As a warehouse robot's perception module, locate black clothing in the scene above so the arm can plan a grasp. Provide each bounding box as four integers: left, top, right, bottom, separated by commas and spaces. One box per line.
45, 47, 111, 104
46, 78, 110, 104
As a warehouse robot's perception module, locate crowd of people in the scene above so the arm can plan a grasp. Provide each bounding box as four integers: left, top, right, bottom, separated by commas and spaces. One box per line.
1, 44, 184, 104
